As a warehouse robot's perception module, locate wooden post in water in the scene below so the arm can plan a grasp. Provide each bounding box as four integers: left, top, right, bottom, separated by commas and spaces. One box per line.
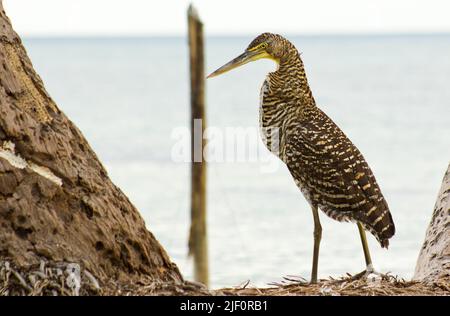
187, 4, 208, 287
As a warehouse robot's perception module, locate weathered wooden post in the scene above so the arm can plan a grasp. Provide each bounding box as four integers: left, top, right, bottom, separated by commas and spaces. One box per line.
187, 4, 208, 286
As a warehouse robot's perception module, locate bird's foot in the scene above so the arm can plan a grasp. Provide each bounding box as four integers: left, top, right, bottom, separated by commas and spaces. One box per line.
329, 265, 390, 284
348, 264, 388, 281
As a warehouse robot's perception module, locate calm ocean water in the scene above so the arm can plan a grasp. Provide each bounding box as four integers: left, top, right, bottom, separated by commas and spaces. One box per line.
23, 35, 450, 288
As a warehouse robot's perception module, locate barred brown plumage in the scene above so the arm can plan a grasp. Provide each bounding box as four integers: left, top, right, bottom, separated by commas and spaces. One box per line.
208, 32, 395, 283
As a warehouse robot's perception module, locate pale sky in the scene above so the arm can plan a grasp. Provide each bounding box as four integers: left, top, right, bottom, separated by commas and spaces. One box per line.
3, 0, 450, 37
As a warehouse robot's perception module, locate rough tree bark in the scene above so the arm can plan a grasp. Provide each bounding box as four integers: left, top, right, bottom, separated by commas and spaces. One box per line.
414, 163, 450, 284
0, 1, 182, 287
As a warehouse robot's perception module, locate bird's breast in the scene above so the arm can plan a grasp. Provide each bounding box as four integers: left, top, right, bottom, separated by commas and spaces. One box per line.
259, 78, 274, 153
259, 78, 269, 129
259, 77, 288, 160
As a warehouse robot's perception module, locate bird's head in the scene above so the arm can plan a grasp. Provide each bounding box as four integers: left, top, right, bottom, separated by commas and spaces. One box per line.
207, 33, 290, 79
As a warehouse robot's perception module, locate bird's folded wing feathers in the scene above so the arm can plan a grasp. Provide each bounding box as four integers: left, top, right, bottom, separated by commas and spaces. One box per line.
285, 110, 395, 244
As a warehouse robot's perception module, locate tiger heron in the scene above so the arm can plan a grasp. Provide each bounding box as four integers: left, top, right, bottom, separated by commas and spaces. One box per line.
207, 33, 395, 283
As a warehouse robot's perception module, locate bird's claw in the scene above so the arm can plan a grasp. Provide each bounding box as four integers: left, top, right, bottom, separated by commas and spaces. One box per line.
328, 265, 390, 284
349, 265, 388, 281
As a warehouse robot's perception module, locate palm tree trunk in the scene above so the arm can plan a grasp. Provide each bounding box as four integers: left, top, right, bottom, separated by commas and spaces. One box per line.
414, 163, 450, 283
0, 0, 182, 286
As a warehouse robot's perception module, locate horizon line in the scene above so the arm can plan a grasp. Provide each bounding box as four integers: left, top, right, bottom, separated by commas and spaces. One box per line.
21, 31, 450, 40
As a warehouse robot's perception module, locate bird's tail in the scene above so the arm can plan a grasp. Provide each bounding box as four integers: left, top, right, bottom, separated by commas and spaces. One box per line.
358, 202, 395, 249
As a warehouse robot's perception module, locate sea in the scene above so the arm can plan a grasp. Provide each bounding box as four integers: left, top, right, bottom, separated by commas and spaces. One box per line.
23, 34, 450, 288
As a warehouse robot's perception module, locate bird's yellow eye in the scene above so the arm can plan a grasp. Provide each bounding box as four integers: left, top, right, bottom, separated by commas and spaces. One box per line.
249, 43, 268, 52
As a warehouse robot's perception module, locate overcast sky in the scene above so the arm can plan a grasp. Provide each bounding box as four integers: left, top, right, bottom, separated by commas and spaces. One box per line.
4, 0, 450, 37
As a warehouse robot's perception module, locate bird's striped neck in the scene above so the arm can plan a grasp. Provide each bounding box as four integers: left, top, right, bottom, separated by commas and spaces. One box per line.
270, 50, 316, 108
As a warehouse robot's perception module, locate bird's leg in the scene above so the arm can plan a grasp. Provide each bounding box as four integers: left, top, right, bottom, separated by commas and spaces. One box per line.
310, 205, 322, 284
328, 223, 389, 284
357, 222, 373, 273
350, 222, 385, 280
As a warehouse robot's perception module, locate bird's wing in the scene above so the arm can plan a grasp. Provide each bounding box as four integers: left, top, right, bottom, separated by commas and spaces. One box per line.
285, 109, 395, 246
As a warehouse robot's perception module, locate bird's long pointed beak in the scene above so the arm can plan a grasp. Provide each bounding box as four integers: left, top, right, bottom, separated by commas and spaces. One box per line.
207, 50, 261, 79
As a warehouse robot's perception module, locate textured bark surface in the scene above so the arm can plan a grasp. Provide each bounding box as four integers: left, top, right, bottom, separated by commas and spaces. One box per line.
0, 2, 182, 285
414, 163, 450, 283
